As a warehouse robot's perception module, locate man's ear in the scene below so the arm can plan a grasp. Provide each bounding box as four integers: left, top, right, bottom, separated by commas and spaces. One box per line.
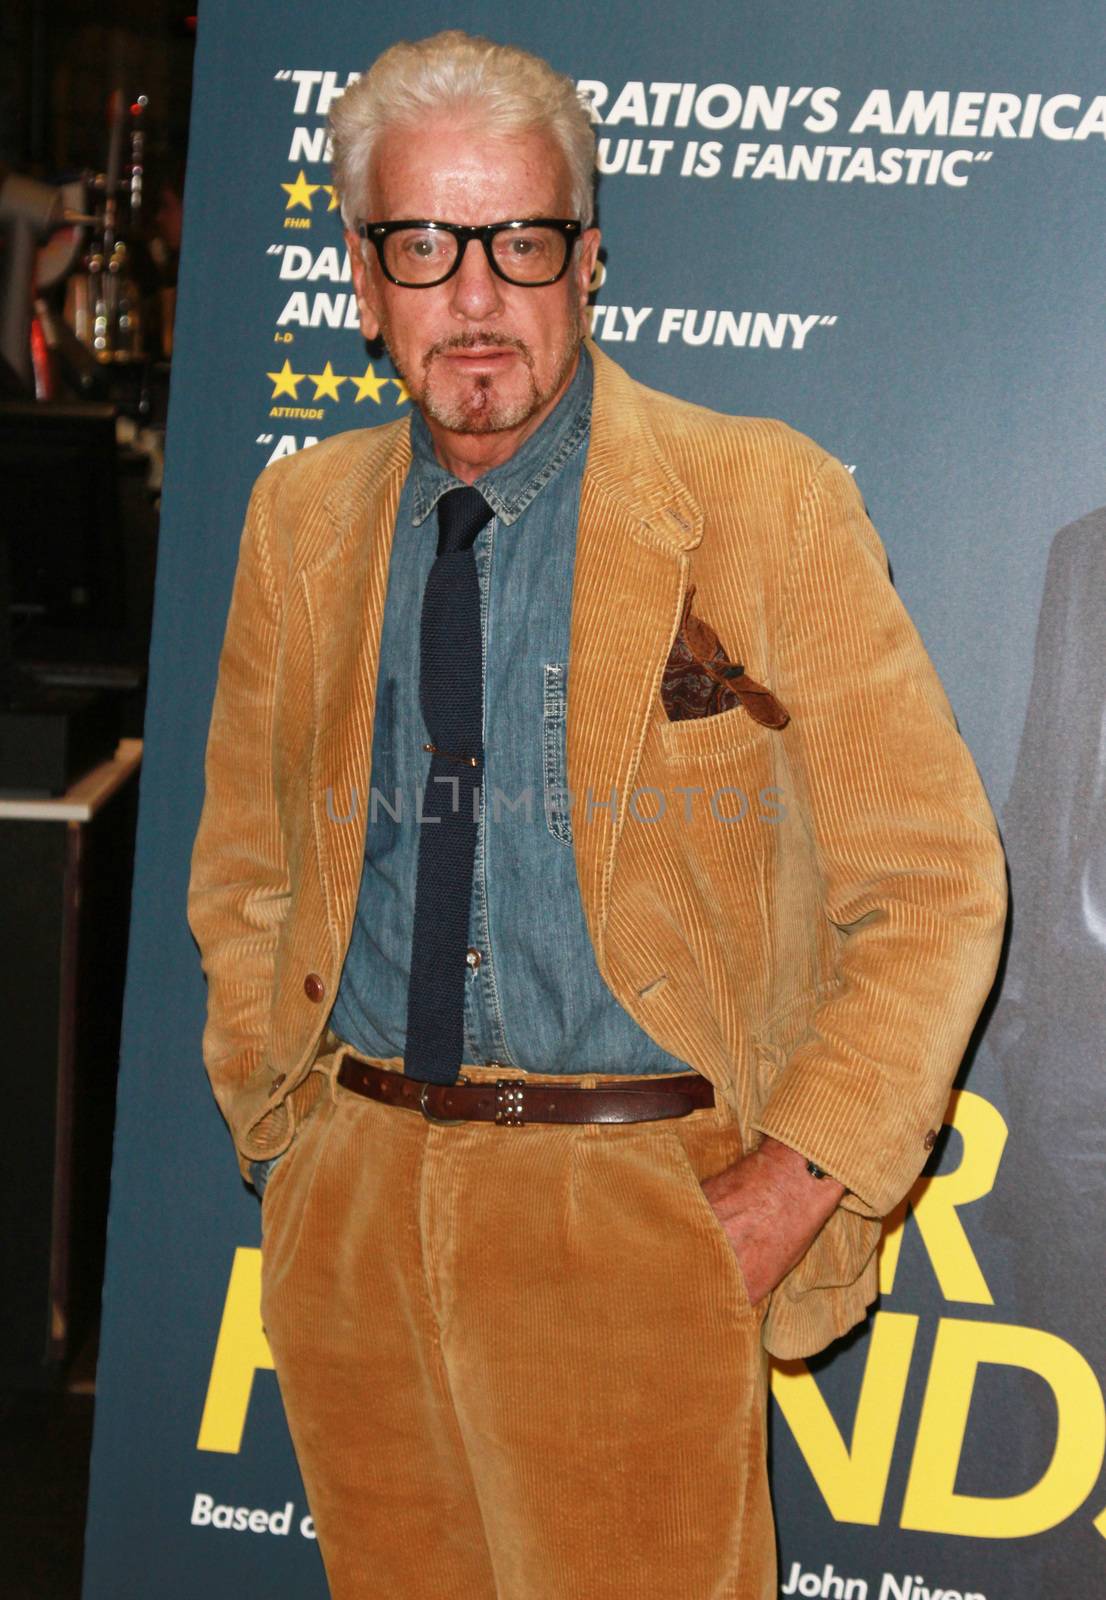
345, 227, 382, 341
575, 227, 602, 319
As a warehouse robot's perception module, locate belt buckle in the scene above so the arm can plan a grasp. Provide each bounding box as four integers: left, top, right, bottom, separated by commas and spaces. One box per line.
494, 1078, 527, 1126
419, 1075, 469, 1126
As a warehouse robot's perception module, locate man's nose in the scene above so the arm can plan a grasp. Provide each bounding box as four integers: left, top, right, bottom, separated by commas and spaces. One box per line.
448, 237, 503, 320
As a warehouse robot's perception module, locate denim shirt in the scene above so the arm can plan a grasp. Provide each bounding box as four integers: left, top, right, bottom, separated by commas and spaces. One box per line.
330, 348, 689, 1075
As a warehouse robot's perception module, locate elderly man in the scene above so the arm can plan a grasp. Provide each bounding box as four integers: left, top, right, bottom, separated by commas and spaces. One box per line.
188, 29, 1006, 1600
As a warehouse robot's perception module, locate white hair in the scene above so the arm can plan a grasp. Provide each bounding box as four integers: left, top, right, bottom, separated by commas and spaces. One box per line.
329, 30, 597, 229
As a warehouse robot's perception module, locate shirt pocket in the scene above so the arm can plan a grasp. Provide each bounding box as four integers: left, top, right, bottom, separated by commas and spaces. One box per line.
542, 662, 573, 845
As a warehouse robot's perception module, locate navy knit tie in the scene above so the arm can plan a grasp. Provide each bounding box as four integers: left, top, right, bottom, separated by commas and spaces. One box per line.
403, 486, 494, 1084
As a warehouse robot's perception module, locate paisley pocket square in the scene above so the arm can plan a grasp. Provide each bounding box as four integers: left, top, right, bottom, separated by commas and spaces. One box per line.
661, 586, 790, 728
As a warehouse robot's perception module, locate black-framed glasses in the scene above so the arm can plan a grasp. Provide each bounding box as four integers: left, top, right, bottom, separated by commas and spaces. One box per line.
355, 218, 582, 288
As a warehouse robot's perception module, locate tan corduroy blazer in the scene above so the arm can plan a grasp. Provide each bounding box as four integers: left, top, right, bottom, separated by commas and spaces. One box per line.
188, 342, 1007, 1357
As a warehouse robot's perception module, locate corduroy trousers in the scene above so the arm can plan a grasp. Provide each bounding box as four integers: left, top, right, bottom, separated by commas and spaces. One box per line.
260, 1041, 775, 1600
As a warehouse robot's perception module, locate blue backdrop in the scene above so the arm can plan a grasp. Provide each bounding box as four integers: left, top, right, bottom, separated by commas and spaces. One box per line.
84, 4, 1106, 1595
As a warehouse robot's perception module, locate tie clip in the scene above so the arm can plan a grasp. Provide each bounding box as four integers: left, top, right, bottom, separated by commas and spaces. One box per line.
423, 743, 481, 768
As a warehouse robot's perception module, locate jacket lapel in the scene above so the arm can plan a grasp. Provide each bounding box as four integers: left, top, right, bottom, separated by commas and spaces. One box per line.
567, 344, 702, 977
301, 422, 411, 962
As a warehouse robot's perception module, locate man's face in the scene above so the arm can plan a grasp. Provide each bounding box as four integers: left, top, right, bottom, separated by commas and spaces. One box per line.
345, 115, 600, 462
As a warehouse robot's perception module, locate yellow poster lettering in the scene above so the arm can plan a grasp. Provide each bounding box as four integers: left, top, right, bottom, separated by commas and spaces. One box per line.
771, 1311, 918, 1524
196, 1247, 274, 1455
902, 1317, 1106, 1536
879, 1089, 1007, 1304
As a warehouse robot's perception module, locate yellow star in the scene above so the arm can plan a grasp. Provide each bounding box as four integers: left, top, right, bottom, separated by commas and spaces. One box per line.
266, 358, 304, 398
321, 184, 341, 212
308, 360, 347, 402
351, 362, 390, 404
281, 170, 320, 211
391, 377, 410, 405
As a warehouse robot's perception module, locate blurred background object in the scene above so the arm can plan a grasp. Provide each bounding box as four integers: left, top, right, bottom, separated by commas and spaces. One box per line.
1, 2, 197, 780
0, 6, 195, 1595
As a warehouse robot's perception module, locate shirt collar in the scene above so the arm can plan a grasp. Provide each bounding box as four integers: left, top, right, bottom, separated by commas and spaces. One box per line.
408, 344, 593, 528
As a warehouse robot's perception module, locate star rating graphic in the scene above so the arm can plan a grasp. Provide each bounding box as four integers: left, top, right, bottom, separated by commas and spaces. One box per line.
266, 358, 304, 398
266, 358, 409, 407
281, 170, 320, 211
279, 174, 339, 214
351, 362, 390, 404
308, 360, 346, 402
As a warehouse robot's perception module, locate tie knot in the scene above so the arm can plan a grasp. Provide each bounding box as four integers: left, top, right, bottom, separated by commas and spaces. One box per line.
436, 486, 493, 556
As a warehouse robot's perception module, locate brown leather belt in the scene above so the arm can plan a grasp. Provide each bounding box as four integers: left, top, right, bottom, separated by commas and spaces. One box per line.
336, 1054, 715, 1126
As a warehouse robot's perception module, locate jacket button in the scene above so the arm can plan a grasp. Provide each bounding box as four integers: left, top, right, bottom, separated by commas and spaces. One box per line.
466, 947, 482, 971
923, 1128, 938, 1150
304, 972, 326, 1003
270, 1072, 286, 1095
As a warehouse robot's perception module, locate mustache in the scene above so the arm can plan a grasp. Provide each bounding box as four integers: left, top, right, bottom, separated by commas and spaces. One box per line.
423, 331, 534, 369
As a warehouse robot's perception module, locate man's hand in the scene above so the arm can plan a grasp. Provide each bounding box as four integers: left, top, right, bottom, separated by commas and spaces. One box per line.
700, 1136, 846, 1305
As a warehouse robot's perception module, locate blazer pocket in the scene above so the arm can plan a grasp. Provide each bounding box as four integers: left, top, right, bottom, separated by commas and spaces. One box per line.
657, 700, 774, 763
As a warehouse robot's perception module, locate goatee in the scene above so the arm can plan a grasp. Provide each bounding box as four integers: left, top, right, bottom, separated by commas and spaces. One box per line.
379, 323, 582, 436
